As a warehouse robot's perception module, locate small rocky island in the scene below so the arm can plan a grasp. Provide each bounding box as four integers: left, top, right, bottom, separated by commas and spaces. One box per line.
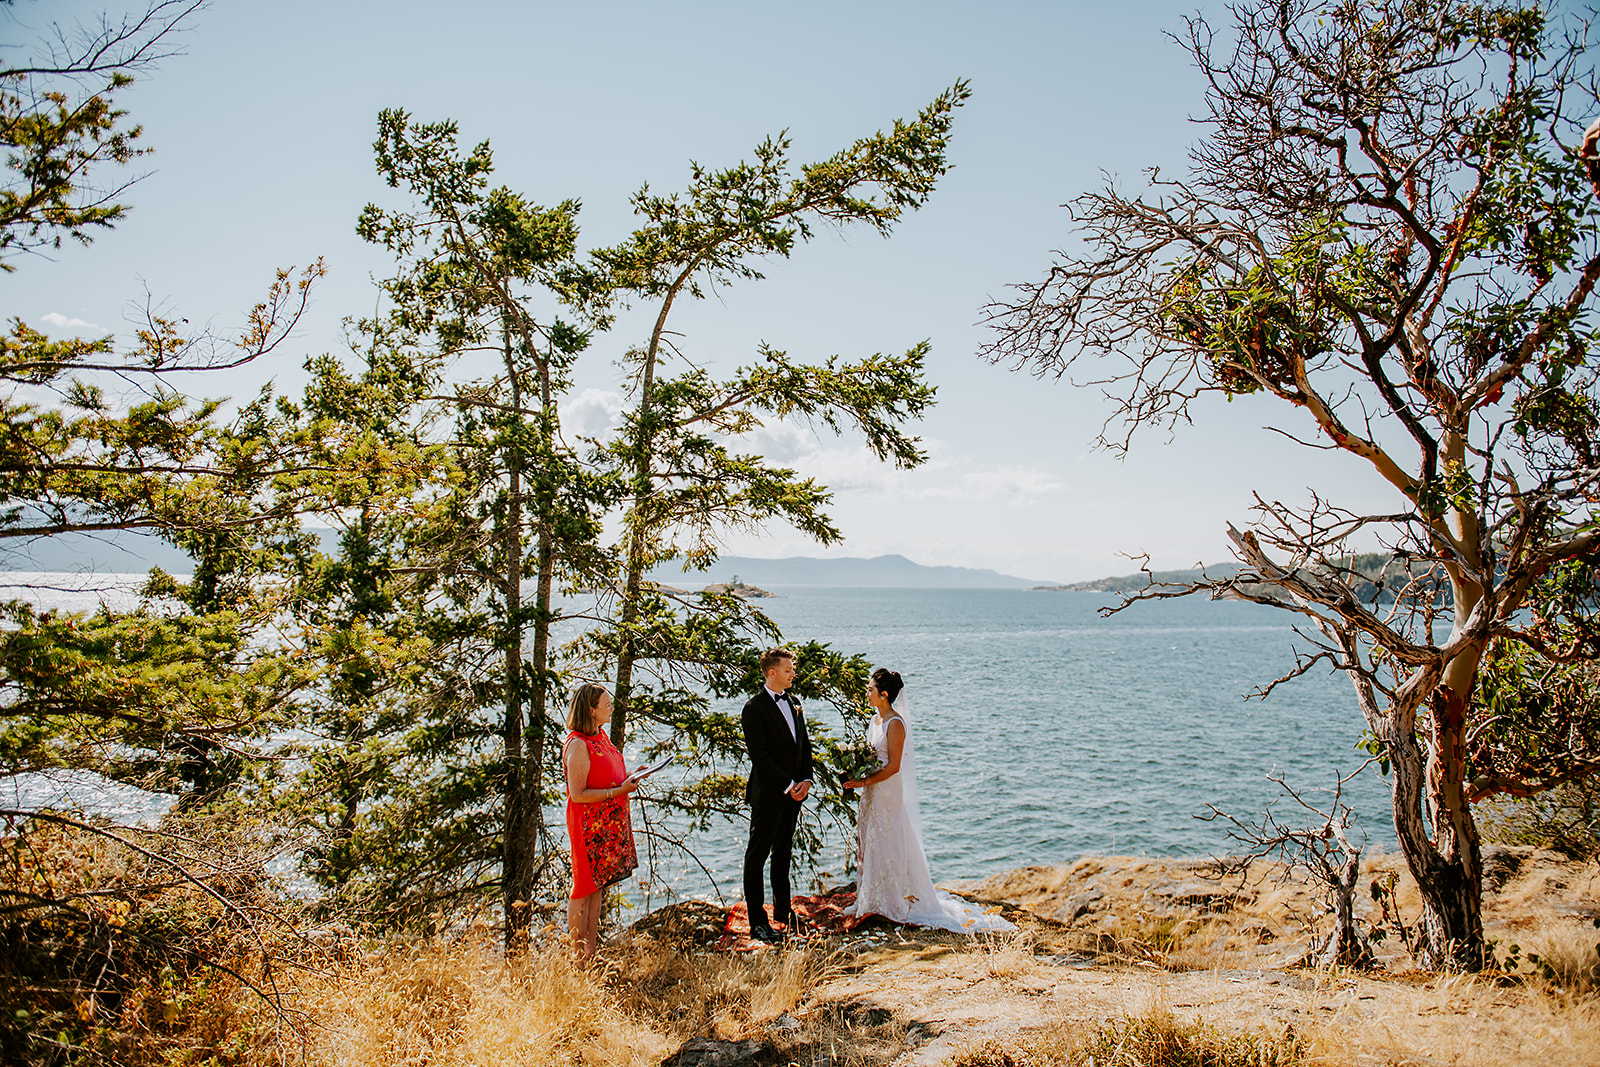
702, 580, 777, 598
1036, 554, 1400, 603
1032, 563, 1243, 592
642, 579, 778, 598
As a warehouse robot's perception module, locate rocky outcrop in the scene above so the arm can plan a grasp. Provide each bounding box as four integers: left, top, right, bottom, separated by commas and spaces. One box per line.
1052, 885, 1104, 923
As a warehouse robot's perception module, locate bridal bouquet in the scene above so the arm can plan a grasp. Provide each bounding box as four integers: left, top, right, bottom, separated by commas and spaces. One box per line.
837, 738, 881, 789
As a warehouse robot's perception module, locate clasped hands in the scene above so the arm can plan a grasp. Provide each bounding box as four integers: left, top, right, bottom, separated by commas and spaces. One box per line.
786, 780, 812, 801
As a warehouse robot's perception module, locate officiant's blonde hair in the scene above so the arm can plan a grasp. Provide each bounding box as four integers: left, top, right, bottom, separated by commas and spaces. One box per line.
567, 683, 609, 735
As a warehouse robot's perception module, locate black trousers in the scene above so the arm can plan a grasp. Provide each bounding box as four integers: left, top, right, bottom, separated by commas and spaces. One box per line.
743, 791, 801, 925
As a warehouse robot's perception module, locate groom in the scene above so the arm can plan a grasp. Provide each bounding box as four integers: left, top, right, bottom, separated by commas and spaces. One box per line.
741, 647, 813, 943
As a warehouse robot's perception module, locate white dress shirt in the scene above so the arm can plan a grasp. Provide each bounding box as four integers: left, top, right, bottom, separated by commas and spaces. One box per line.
764, 685, 809, 793
765, 685, 797, 739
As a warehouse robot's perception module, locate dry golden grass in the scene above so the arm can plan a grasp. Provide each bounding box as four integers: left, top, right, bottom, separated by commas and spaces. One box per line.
224, 921, 922, 1067
1497, 922, 1600, 998
269, 849, 1600, 1067
943, 1003, 1309, 1067
295, 930, 675, 1067
952, 850, 1600, 973
59, 847, 1583, 1067
600, 930, 833, 1038
1302, 971, 1600, 1067
600, 931, 928, 1067
883, 938, 1600, 1067
953, 855, 1322, 971
14, 810, 1597, 1067
263, 854, 1600, 1067
973, 927, 1041, 979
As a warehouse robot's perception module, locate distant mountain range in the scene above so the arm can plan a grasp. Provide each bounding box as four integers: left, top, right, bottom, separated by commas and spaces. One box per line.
650, 554, 1055, 589
0, 527, 1417, 605
20, 533, 1406, 600
2, 535, 1055, 589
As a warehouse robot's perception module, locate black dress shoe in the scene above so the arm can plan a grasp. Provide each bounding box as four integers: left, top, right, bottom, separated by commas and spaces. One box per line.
749, 923, 784, 944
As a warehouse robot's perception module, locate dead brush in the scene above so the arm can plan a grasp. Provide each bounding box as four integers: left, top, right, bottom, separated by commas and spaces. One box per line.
809, 999, 917, 1067
1148, 917, 1261, 970
1193, 873, 1293, 951
0, 812, 311, 1067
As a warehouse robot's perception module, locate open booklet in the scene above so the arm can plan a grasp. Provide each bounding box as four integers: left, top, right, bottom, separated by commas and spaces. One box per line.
626, 753, 675, 782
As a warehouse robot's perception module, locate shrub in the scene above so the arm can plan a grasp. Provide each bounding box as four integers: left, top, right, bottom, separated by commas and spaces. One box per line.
0, 811, 304, 1066
1480, 782, 1600, 859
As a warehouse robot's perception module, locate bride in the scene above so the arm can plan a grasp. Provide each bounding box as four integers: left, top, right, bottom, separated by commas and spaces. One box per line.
841, 668, 1015, 934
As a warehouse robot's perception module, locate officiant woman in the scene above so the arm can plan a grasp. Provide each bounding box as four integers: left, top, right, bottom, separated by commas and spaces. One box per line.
563, 683, 640, 961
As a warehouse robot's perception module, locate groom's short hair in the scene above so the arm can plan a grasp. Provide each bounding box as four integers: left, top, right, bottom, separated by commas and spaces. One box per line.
759, 647, 794, 675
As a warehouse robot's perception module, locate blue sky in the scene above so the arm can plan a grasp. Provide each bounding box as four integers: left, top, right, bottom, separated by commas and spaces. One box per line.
8, 0, 1398, 583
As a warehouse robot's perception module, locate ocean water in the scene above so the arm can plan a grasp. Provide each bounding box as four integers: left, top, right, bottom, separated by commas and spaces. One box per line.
627, 586, 1396, 907
3, 576, 1398, 908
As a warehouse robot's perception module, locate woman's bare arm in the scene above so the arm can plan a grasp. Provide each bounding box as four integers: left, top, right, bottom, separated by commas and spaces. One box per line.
563, 736, 638, 803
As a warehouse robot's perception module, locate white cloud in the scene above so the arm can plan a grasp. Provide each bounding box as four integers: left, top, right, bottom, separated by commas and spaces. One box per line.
733, 417, 962, 494
562, 388, 625, 440
903, 466, 1065, 505
788, 447, 904, 493
39, 312, 107, 336
738, 419, 829, 464
590, 410, 1074, 571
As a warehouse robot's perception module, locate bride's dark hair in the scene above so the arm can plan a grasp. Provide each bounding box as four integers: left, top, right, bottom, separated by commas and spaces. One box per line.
871, 667, 904, 705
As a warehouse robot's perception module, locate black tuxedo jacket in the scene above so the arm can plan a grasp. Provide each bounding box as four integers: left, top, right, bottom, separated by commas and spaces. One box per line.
741, 688, 814, 806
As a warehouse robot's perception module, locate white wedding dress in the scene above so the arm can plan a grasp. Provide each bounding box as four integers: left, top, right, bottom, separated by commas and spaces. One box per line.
850, 709, 1016, 934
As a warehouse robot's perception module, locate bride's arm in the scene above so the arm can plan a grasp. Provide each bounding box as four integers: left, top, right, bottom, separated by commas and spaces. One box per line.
846, 719, 905, 789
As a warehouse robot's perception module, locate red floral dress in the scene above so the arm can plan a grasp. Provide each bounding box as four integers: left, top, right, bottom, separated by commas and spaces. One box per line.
565, 730, 638, 899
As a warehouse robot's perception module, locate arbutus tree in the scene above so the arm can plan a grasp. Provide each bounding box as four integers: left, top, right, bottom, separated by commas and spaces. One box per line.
982, 0, 1600, 969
